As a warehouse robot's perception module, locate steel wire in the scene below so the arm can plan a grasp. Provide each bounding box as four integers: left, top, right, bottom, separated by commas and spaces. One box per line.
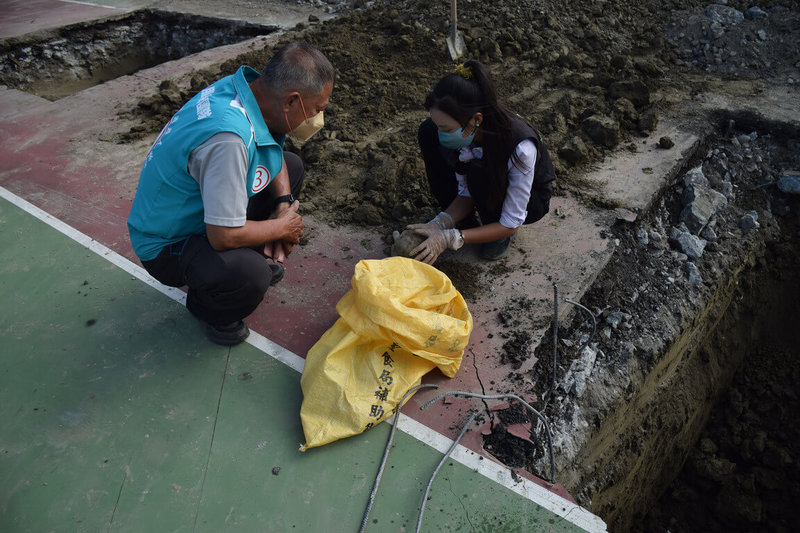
358, 384, 439, 533
415, 410, 478, 533
564, 298, 597, 354
420, 390, 555, 483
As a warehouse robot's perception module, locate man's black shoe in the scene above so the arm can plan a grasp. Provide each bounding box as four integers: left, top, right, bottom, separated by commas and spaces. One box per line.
202, 320, 250, 346
269, 262, 285, 286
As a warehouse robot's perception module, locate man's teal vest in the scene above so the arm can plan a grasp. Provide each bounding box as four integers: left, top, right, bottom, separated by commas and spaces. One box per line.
127, 66, 284, 261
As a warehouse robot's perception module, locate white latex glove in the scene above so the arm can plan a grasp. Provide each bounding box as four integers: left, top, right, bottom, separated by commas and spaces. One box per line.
408, 211, 455, 234
407, 226, 464, 265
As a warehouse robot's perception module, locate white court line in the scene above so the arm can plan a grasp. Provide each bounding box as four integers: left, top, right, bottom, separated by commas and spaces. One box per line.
59, 0, 125, 11
395, 413, 606, 532
0, 186, 606, 532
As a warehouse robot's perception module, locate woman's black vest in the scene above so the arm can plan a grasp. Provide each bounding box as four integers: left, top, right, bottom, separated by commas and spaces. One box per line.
444, 115, 555, 225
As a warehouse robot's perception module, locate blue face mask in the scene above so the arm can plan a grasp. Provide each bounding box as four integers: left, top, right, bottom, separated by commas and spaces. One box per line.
438, 127, 475, 149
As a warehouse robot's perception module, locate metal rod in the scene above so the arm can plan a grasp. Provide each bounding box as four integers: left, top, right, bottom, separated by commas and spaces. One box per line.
359, 384, 439, 533
564, 298, 597, 354
552, 282, 558, 398
415, 410, 478, 533
420, 390, 556, 483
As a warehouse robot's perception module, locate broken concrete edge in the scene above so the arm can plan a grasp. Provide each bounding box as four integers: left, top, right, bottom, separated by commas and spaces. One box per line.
0, 8, 276, 48
0, 2, 130, 42
152, 2, 343, 29
50, 29, 296, 117
533, 101, 795, 528
0, 13, 290, 105
545, 99, 797, 343
581, 115, 710, 214
709, 106, 800, 140
696, 84, 800, 144
578, 85, 800, 219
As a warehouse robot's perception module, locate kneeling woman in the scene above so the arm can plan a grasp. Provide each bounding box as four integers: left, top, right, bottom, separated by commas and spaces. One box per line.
410, 60, 556, 263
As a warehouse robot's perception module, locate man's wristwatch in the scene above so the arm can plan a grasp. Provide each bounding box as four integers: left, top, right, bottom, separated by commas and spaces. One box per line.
274, 194, 295, 205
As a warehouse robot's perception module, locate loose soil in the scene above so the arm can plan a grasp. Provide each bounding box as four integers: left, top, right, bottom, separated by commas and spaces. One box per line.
120, 0, 799, 228
105, 0, 800, 531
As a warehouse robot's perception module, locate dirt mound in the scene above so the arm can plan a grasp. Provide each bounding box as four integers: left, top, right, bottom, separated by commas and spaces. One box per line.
118, 0, 800, 229
666, 3, 800, 81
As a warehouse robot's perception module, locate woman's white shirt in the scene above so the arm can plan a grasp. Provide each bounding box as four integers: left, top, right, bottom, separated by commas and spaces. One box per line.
454, 139, 537, 228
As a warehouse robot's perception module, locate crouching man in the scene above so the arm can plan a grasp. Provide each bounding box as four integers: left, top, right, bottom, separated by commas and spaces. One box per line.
127, 42, 335, 345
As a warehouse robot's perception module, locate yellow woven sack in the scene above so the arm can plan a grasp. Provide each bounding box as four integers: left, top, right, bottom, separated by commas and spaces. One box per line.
299, 257, 473, 450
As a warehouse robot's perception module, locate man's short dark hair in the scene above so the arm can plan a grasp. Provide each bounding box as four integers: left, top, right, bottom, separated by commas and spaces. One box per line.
260, 42, 335, 95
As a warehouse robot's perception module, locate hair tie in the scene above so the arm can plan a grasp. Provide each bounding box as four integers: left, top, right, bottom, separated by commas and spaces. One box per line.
453, 64, 474, 80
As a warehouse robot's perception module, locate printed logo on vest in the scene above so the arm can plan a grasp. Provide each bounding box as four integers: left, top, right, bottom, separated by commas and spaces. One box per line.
196, 86, 215, 120
252, 166, 270, 193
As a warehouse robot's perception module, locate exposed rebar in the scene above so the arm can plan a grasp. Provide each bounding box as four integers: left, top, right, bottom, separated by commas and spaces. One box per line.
420, 390, 555, 483
552, 281, 559, 398
564, 298, 597, 354
415, 410, 478, 533
359, 383, 439, 533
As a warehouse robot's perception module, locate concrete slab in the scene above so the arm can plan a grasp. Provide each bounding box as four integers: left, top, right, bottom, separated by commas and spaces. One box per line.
696, 84, 800, 133
584, 121, 703, 213
0, 0, 334, 40
150, 0, 340, 28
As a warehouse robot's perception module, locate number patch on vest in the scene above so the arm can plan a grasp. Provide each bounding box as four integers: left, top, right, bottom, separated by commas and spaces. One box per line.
252, 165, 270, 193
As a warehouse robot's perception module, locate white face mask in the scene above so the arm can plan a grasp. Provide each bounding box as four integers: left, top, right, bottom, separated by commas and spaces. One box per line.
285, 93, 324, 141
291, 110, 324, 141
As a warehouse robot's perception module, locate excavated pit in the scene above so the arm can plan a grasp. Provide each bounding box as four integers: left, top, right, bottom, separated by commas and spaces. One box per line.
637, 210, 800, 532
506, 113, 800, 532
0, 10, 276, 100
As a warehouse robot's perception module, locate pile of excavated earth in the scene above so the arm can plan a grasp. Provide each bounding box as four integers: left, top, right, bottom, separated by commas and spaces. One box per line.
63, 0, 797, 531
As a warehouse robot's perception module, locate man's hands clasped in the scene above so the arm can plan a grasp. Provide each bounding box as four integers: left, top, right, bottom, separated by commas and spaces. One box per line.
265, 200, 303, 263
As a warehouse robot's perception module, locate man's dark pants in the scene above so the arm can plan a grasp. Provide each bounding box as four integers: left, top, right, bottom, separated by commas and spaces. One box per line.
141, 151, 304, 326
